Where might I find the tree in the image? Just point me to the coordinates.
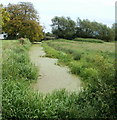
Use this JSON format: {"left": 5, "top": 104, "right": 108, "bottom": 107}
{"left": 20, "top": 20, "right": 44, "bottom": 42}
{"left": 51, "top": 16, "right": 76, "bottom": 39}
{"left": 76, "top": 18, "right": 114, "bottom": 42}
{"left": 4, "top": 2, "right": 43, "bottom": 42}
{"left": 76, "top": 18, "right": 94, "bottom": 38}
{"left": 7, "top": 2, "right": 39, "bottom": 21}
{"left": 0, "top": 4, "right": 10, "bottom": 33}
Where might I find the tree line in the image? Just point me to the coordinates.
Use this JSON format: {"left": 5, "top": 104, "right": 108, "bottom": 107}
{"left": 1, "top": 2, "right": 44, "bottom": 42}
{"left": 51, "top": 16, "right": 115, "bottom": 42}
{"left": 1, "top": 2, "right": 115, "bottom": 42}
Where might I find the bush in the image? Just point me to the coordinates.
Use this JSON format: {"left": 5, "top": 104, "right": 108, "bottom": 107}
{"left": 72, "top": 51, "right": 82, "bottom": 60}
{"left": 80, "top": 67, "right": 99, "bottom": 82}
{"left": 69, "top": 61, "right": 83, "bottom": 75}
{"left": 92, "top": 55, "right": 115, "bottom": 84}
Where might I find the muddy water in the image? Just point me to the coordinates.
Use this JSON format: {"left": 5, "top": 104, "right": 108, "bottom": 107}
{"left": 29, "top": 44, "right": 81, "bottom": 94}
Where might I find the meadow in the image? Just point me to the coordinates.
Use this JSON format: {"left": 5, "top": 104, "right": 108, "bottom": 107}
{"left": 2, "top": 39, "right": 116, "bottom": 119}
{"left": 43, "top": 39, "right": 115, "bottom": 84}
{"left": 43, "top": 39, "right": 116, "bottom": 118}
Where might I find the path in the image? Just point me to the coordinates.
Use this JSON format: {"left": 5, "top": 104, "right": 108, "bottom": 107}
{"left": 29, "top": 44, "right": 81, "bottom": 94}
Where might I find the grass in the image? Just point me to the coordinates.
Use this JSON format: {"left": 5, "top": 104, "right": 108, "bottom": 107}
{"left": 42, "top": 39, "right": 116, "bottom": 118}
{"left": 2, "top": 39, "right": 40, "bottom": 119}
{"left": 45, "top": 39, "right": 115, "bottom": 63}
{"left": 73, "top": 37, "right": 104, "bottom": 43}
{"left": 43, "top": 40, "right": 115, "bottom": 83}
{"left": 2, "top": 39, "right": 116, "bottom": 119}
{"left": 1, "top": 39, "right": 80, "bottom": 119}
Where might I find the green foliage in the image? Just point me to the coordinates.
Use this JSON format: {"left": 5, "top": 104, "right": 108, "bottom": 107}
{"left": 45, "top": 39, "right": 115, "bottom": 61}
{"left": 3, "top": 2, "right": 44, "bottom": 41}
{"left": 51, "top": 16, "right": 114, "bottom": 42}
{"left": 2, "top": 39, "right": 38, "bottom": 81}
{"left": 43, "top": 44, "right": 71, "bottom": 65}
{"left": 76, "top": 18, "right": 115, "bottom": 42}
{"left": 2, "top": 39, "right": 116, "bottom": 119}
{"left": 0, "top": 5, "right": 10, "bottom": 33}
{"left": 43, "top": 40, "right": 116, "bottom": 118}
{"left": 20, "top": 20, "right": 44, "bottom": 42}
{"left": 2, "top": 40, "right": 40, "bottom": 119}
{"left": 2, "top": 40, "right": 77, "bottom": 119}
{"left": 80, "top": 68, "right": 99, "bottom": 82}
{"left": 74, "top": 37, "right": 104, "bottom": 43}
{"left": 51, "top": 16, "right": 76, "bottom": 39}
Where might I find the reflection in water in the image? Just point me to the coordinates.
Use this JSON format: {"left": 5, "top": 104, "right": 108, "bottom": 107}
{"left": 29, "top": 44, "right": 81, "bottom": 94}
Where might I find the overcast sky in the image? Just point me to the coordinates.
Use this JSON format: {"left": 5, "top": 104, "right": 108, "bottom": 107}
{"left": 1, "top": 0, "right": 116, "bottom": 32}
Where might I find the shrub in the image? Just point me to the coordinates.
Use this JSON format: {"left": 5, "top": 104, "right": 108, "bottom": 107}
{"left": 80, "top": 67, "right": 99, "bottom": 82}
{"left": 72, "top": 51, "right": 82, "bottom": 60}
{"left": 92, "top": 55, "right": 115, "bottom": 84}
{"left": 69, "top": 61, "right": 83, "bottom": 75}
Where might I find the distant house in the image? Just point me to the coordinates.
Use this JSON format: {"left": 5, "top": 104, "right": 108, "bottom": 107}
{"left": 0, "top": 32, "right": 7, "bottom": 39}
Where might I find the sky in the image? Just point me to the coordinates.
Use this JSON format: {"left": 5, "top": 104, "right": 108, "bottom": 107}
{"left": 0, "top": 0, "right": 116, "bottom": 32}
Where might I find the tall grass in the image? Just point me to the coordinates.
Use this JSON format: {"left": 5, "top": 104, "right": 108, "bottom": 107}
{"left": 1, "top": 39, "right": 80, "bottom": 119}
{"left": 2, "top": 39, "right": 116, "bottom": 119}
{"left": 2, "top": 39, "right": 40, "bottom": 119}
{"left": 42, "top": 40, "right": 116, "bottom": 118}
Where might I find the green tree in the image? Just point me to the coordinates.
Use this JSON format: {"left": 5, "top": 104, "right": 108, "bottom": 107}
{"left": 4, "top": 2, "right": 43, "bottom": 42}
{"left": 51, "top": 16, "right": 76, "bottom": 39}
{"left": 76, "top": 18, "right": 114, "bottom": 42}
{"left": 7, "top": 2, "right": 39, "bottom": 21}
{"left": 0, "top": 4, "right": 10, "bottom": 33}
{"left": 20, "top": 20, "right": 44, "bottom": 42}
{"left": 76, "top": 18, "right": 94, "bottom": 38}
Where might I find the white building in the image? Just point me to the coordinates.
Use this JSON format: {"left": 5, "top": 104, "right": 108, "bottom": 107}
{"left": 0, "top": 32, "right": 7, "bottom": 39}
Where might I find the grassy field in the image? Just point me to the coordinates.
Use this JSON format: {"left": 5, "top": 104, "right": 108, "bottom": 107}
{"left": 2, "top": 39, "right": 116, "bottom": 119}
{"left": 43, "top": 39, "right": 116, "bottom": 118}
{"left": 43, "top": 39, "right": 115, "bottom": 81}
{"left": 44, "top": 39, "right": 115, "bottom": 61}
